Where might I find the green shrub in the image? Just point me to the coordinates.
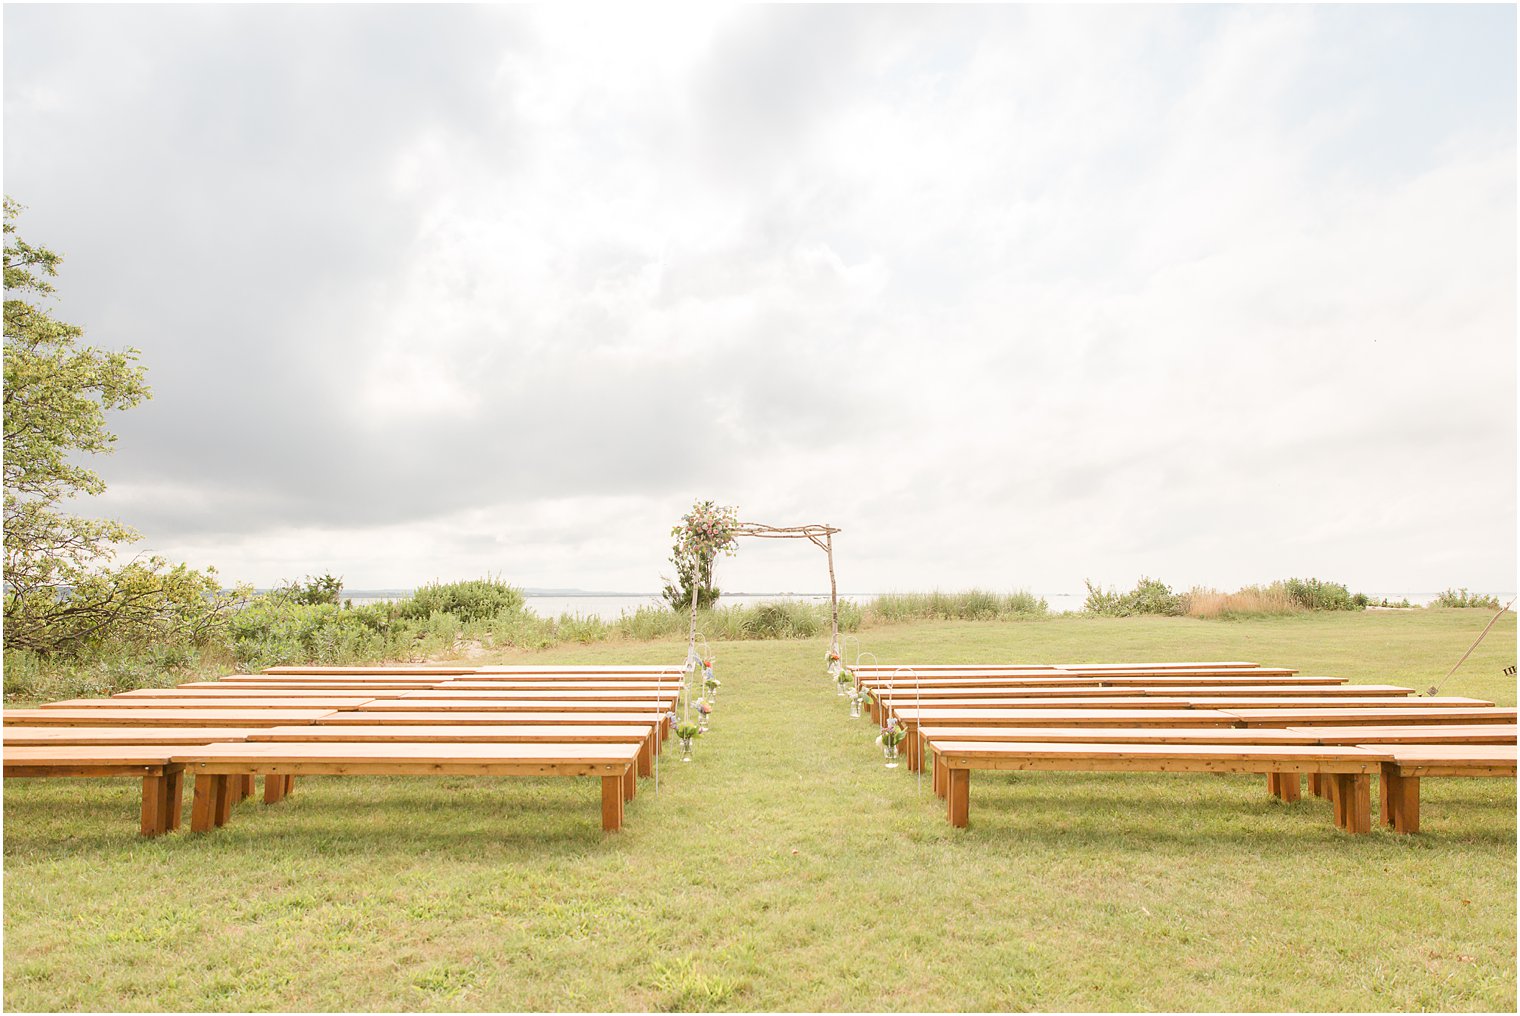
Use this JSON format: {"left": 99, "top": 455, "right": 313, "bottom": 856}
{"left": 1431, "top": 588, "right": 1502, "bottom": 609}
{"left": 1083, "top": 577, "right": 1183, "bottom": 617}
{"left": 270, "top": 573, "right": 344, "bottom": 606}
{"left": 399, "top": 578, "right": 525, "bottom": 624}
{"left": 555, "top": 612, "right": 612, "bottom": 644}
{"left": 227, "top": 597, "right": 417, "bottom": 671}
{"left": 1282, "top": 577, "right": 1362, "bottom": 612}
{"left": 3, "top": 643, "right": 229, "bottom": 703}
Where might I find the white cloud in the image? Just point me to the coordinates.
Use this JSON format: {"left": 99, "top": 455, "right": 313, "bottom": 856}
{"left": 5, "top": 4, "right": 1513, "bottom": 594}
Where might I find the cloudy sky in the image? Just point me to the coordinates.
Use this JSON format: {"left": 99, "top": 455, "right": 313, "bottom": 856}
{"left": 4, "top": 4, "right": 1515, "bottom": 597}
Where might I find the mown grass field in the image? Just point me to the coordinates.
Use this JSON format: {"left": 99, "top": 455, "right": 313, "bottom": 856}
{"left": 4, "top": 610, "right": 1515, "bottom": 1011}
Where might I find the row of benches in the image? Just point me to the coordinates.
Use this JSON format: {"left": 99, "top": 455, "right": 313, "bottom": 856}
{"left": 849, "top": 661, "right": 1517, "bottom": 834}
{"left": 3, "top": 664, "right": 691, "bottom": 835}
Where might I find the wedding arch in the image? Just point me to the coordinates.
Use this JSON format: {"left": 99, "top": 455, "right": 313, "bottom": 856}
{"left": 668, "top": 503, "right": 843, "bottom": 667}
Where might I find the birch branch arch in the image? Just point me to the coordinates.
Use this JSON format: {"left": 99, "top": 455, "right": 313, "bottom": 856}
{"left": 674, "top": 510, "right": 843, "bottom": 668}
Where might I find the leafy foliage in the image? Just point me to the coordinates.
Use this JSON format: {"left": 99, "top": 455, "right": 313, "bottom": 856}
{"left": 1431, "top": 588, "right": 1503, "bottom": 609}
{"left": 1082, "top": 576, "right": 1184, "bottom": 617}
{"left": 1281, "top": 577, "right": 1362, "bottom": 612}
{"left": 399, "top": 577, "right": 526, "bottom": 623}
{"left": 271, "top": 573, "right": 344, "bottom": 607}
{"left": 3, "top": 198, "right": 238, "bottom": 654}
{"left": 661, "top": 500, "right": 738, "bottom": 611}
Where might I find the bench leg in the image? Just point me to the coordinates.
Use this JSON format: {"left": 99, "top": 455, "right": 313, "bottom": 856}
{"left": 899, "top": 730, "right": 924, "bottom": 769}
{"left": 933, "top": 752, "right": 947, "bottom": 799}
{"left": 190, "top": 775, "right": 218, "bottom": 833}
{"left": 241, "top": 774, "right": 256, "bottom": 801}
{"left": 284, "top": 775, "right": 296, "bottom": 797}
{"left": 638, "top": 735, "right": 653, "bottom": 777}
{"left": 214, "top": 775, "right": 234, "bottom": 828}
{"left": 1267, "top": 772, "right": 1280, "bottom": 797}
{"left": 601, "top": 774, "right": 625, "bottom": 832}
{"left": 623, "top": 763, "right": 636, "bottom": 802}
{"left": 140, "top": 774, "right": 166, "bottom": 837}
{"left": 164, "top": 768, "right": 184, "bottom": 832}
{"left": 264, "top": 773, "right": 286, "bottom": 805}
{"left": 1279, "top": 773, "right": 1301, "bottom": 803}
{"left": 1382, "top": 764, "right": 1420, "bottom": 834}
{"left": 946, "top": 768, "right": 970, "bottom": 828}
{"left": 1333, "top": 774, "right": 1371, "bottom": 834}
{"left": 1308, "top": 772, "right": 1324, "bottom": 798}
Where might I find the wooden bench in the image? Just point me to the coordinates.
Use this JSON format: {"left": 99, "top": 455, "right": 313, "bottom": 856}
{"left": 1175, "top": 696, "right": 1492, "bottom": 710}
{"left": 182, "top": 679, "right": 444, "bottom": 690}
{"left": 1225, "top": 706, "right": 1518, "bottom": 727}
{"left": 871, "top": 695, "right": 1197, "bottom": 724}
{"left": 919, "top": 724, "right": 1520, "bottom": 803}
{"left": 856, "top": 674, "right": 1343, "bottom": 690}
{"left": 1371, "top": 745, "right": 1518, "bottom": 834}
{"left": 926, "top": 740, "right": 1388, "bottom": 833}
{"left": 4, "top": 746, "right": 189, "bottom": 836}
{"left": 113, "top": 687, "right": 412, "bottom": 700}
{"left": 314, "top": 711, "right": 672, "bottom": 747}
{"left": 852, "top": 661, "right": 1265, "bottom": 673}
{"left": 40, "top": 697, "right": 378, "bottom": 710}
{"left": 2, "top": 727, "right": 255, "bottom": 746}
{"left": 172, "top": 741, "right": 643, "bottom": 832}
{"left": 356, "top": 698, "right": 677, "bottom": 715}
{"left": 3, "top": 708, "right": 342, "bottom": 727}
{"left": 246, "top": 724, "right": 660, "bottom": 778}
{"left": 892, "top": 708, "right": 1243, "bottom": 771}
{"left": 391, "top": 689, "right": 682, "bottom": 703}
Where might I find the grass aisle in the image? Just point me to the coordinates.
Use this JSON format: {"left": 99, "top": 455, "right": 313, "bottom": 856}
{"left": 4, "top": 613, "right": 1516, "bottom": 1011}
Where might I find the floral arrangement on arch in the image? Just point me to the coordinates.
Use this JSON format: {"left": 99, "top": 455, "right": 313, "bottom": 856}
{"left": 670, "top": 501, "right": 740, "bottom": 588}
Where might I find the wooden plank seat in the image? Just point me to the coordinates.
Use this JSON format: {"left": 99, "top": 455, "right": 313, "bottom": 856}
{"left": 1225, "top": 706, "right": 1517, "bottom": 727}
{"left": 261, "top": 666, "right": 481, "bottom": 675}
{"left": 114, "top": 687, "right": 412, "bottom": 700}
{"left": 870, "top": 695, "right": 1197, "bottom": 724}
{"left": 1059, "top": 661, "right": 1264, "bottom": 671}
{"left": 473, "top": 665, "right": 685, "bottom": 674}
{"left": 890, "top": 708, "right": 1242, "bottom": 771}
{"left": 172, "top": 741, "right": 643, "bottom": 832}
{"left": 926, "top": 740, "right": 1388, "bottom": 833}
{"left": 2, "top": 727, "right": 255, "bottom": 746}
{"left": 855, "top": 674, "right": 1343, "bottom": 690}
{"left": 357, "top": 698, "right": 676, "bottom": 715}
{"left": 1174, "top": 696, "right": 1492, "bottom": 709}
{"left": 1288, "top": 724, "right": 1519, "bottom": 744}
{"left": 315, "top": 711, "right": 672, "bottom": 744}
{"left": 40, "top": 697, "right": 378, "bottom": 710}
{"left": 852, "top": 661, "right": 1263, "bottom": 672}
{"left": 392, "top": 689, "right": 681, "bottom": 703}
{"left": 866, "top": 688, "right": 1417, "bottom": 723}
{"left": 1141, "top": 685, "right": 1412, "bottom": 697}
{"left": 4, "top": 745, "right": 190, "bottom": 836}
{"left": 181, "top": 679, "right": 444, "bottom": 690}
{"left": 1371, "top": 745, "right": 1518, "bottom": 834}
{"left": 424, "top": 680, "right": 695, "bottom": 692}
{"left": 246, "top": 724, "right": 661, "bottom": 778}
{"left": 918, "top": 724, "right": 1520, "bottom": 803}
{"left": 3, "top": 708, "right": 342, "bottom": 727}
{"left": 856, "top": 667, "right": 1297, "bottom": 682}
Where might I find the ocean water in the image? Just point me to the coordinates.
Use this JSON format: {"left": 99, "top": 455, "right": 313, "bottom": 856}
{"left": 348, "top": 591, "right": 1090, "bottom": 618}
{"left": 343, "top": 590, "right": 1500, "bottom": 621}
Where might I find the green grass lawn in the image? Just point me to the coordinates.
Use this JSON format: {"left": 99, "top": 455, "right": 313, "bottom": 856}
{"left": 4, "top": 611, "right": 1515, "bottom": 1011}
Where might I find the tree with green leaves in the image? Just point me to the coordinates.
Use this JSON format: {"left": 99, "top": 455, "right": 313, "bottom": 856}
{"left": 4, "top": 197, "right": 240, "bottom": 654}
